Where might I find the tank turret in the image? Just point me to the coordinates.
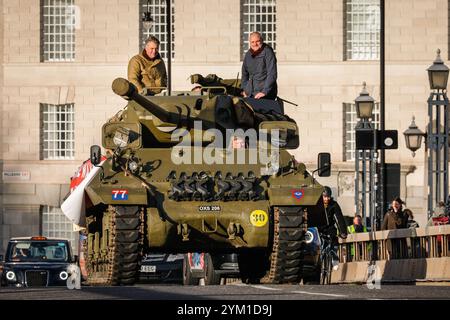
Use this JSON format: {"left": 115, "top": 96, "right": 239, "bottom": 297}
{"left": 108, "top": 77, "right": 299, "bottom": 149}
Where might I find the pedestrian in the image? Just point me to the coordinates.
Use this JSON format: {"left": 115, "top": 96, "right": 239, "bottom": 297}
{"left": 427, "top": 201, "right": 447, "bottom": 226}
{"left": 381, "top": 197, "right": 408, "bottom": 230}
{"left": 347, "top": 214, "right": 370, "bottom": 260}
{"left": 347, "top": 214, "right": 368, "bottom": 234}
{"left": 404, "top": 209, "right": 419, "bottom": 228}
{"left": 128, "top": 36, "right": 167, "bottom": 95}
{"left": 241, "top": 31, "right": 277, "bottom": 100}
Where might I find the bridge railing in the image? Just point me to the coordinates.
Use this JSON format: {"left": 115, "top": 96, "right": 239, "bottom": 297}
{"left": 332, "top": 225, "right": 450, "bottom": 283}
{"left": 338, "top": 225, "right": 450, "bottom": 262}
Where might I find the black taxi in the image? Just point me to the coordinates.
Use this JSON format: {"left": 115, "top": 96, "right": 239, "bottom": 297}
{"left": 0, "top": 236, "right": 77, "bottom": 287}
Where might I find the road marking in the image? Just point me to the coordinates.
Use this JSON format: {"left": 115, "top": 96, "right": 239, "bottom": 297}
{"left": 291, "top": 290, "right": 347, "bottom": 298}
{"left": 231, "top": 283, "right": 282, "bottom": 291}
{"left": 250, "top": 285, "right": 282, "bottom": 291}
{"left": 232, "top": 283, "right": 347, "bottom": 297}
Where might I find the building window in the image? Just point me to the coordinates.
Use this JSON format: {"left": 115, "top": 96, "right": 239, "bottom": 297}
{"left": 40, "top": 103, "right": 75, "bottom": 160}
{"left": 240, "top": 0, "right": 276, "bottom": 58}
{"left": 140, "top": 0, "right": 175, "bottom": 59}
{"left": 41, "top": 206, "right": 78, "bottom": 253}
{"left": 345, "top": 0, "right": 380, "bottom": 60}
{"left": 343, "top": 102, "right": 380, "bottom": 161}
{"left": 41, "top": 0, "right": 76, "bottom": 62}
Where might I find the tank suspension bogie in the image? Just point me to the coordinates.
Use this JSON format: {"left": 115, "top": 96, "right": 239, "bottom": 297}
{"left": 167, "top": 170, "right": 262, "bottom": 202}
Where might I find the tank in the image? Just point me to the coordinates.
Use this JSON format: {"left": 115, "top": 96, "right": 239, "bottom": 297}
{"left": 76, "top": 76, "right": 331, "bottom": 285}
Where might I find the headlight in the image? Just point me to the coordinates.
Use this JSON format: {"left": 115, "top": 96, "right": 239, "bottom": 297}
{"left": 305, "top": 230, "right": 314, "bottom": 244}
{"left": 128, "top": 161, "right": 139, "bottom": 172}
{"left": 59, "top": 271, "right": 69, "bottom": 280}
{"left": 6, "top": 271, "right": 16, "bottom": 281}
{"left": 113, "top": 127, "right": 130, "bottom": 148}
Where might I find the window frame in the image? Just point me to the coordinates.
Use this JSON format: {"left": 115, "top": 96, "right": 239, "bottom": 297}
{"left": 344, "top": 0, "right": 380, "bottom": 61}
{"left": 240, "top": 0, "right": 277, "bottom": 59}
{"left": 343, "top": 102, "right": 380, "bottom": 161}
{"left": 40, "top": 103, "right": 75, "bottom": 160}
{"left": 41, "top": 205, "right": 78, "bottom": 254}
{"left": 139, "top": 0, "right": 175, "bottom": 60}
{"left": 40, "top": 0, "right": 76, "bottom": 62}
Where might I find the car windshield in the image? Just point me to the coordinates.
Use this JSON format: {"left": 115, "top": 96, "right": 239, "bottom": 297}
{"left": 8, "top": 241, "right": 69, "bottom": 262}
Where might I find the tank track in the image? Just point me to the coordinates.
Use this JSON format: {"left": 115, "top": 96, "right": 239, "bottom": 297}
{"left": 239, "top": 206, "right": 307, "bottom": 284}
{"left": 85, "top": 205, "right": 144, "bottom": 286}
{"left": 265, "top": 206, "right": 307, "bottom": 283}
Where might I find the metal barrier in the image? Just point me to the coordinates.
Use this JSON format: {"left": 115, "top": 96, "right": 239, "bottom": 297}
{"left": 338, "top": 225, "right": 450, "bottom": 262}
{"left": 332, "top": 225, "right": 450, "bottom": 283}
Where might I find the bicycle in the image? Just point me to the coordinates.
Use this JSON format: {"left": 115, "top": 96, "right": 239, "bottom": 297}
{"left": 319, "top": 232, "right": 339, "bottom": 285}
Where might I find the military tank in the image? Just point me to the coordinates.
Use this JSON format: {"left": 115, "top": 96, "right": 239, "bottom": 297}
{"left": 79, "top": 75, "right": 331, "bottom": 285}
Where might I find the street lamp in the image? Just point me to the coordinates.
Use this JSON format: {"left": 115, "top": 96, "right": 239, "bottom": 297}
{"left": 142, "top": 0, "right": 154, "bottom": 31}
{"left": 355, "top": 82, "right": 375, "bottom": 120}
{"left": 403, "top": 116, "right": 425, "bottom": 157}
{"left": 354, "top": 82, "right": 377, "bottom": 230}
{"left": 403, "top": 49, "right": 450, "bottom": 218}
{"left": 427, "top": 49, "right": 449, "bottom": 90}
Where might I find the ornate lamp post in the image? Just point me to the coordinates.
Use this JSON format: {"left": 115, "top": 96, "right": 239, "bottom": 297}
{"left": 404, "top": 49, "right": 450, "bottom": 218}
{"left": 403, "top": 116, "right": 425, "bottom": 158}
{"left": 355, "top": 82, "right": 375, "bottom": 121}
{"left": 354, "top": 82, "right": 376, "bottom": 229}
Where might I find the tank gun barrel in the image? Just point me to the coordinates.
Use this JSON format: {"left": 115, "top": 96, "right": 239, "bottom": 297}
{"left": 112, "top": 78, "right": 179, "bottom": 124}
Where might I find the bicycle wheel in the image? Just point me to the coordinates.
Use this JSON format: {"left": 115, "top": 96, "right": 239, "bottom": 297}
{"left": 320, "top": 252, "right": 332, "bottom": 285}
{"left": 325, "top": 254, "right": 332, "bottom": 284}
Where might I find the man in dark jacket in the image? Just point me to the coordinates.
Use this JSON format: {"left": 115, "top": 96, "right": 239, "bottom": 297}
{"left": 381, "top": 197, "right": 408, "bottom": 230}
{"left": 241, "top": 32, "right": 277, "bottom": 100}
{"left": 320, "top": 186, "right": 348, "bottom": 239}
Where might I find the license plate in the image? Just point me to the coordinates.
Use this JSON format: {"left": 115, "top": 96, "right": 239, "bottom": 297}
{"left": 140, "top": 265, "right": 156, "bottom": 273}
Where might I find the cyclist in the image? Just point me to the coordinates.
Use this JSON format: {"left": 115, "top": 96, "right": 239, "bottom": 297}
{"left": 320, "top": 186, "right": 348, "bottom": 240}
{"left": 319, "top": 186, "right": 348, "bottom": 277}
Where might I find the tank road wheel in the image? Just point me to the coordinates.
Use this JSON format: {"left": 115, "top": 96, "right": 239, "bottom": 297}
{"left": 265, "top": 207, "right": 307, "bottom": 284}
{"left": 85, "top": 205, "right": 144, "bottom": 286}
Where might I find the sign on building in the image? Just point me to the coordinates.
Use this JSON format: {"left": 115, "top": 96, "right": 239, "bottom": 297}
{"left": 2, "top": 171, "right": 31, "bottom": 181}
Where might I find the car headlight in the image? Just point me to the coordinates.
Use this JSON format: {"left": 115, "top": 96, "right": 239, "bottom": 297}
{"left": 305, "top": 230, "right": 314, "bottom": 244}
{"left": 59, "top": 271, "right": 68, "bottom": 280}
{"left": 6, "top": 271, "right": 16, "bottom": 281}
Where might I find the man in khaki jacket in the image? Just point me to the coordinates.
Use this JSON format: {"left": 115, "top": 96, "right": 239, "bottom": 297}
{"left": 128, "top": 36, "right": 167, "bottom": 95}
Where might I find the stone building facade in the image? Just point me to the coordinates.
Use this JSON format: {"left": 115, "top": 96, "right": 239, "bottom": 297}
{"left": 1, "top": 0, "right": 447, "bottom": 253}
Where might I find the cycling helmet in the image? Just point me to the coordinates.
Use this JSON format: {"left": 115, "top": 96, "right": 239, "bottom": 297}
{"left": 322, "top": 186, "right": 332, "bottom": 197}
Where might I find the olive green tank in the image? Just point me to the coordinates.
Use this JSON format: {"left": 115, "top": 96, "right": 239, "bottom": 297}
{"left": 82, "top": 75, "right": 330, "bottom": 285}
